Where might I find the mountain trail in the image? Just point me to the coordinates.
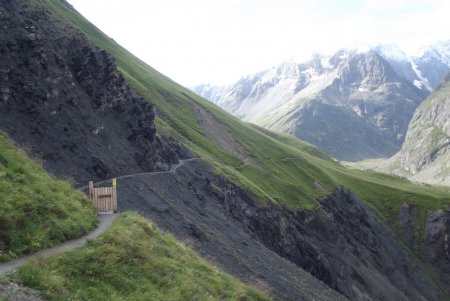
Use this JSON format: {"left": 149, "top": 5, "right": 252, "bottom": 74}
{"left": 0, "top": 158, "right": 200, "bottom": 278}
{"left": 80, "top": 158, "right": 201, "bottom": 189}
{"left": 0, "top": 214, "right": 118, "bottom": 277}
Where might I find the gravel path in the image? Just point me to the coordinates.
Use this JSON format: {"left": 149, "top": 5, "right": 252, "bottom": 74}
{"left": 0, "top": 158, "right": 199, "bottom": 277}
{"left": 78, "top": 158, "right": 200, "bottom": 189}
{"left": 0, "top": 214, "right": 118, "bottom": 277}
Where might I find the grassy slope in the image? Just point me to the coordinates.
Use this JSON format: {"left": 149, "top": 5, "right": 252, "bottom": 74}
{"left": 0, "top": 132, "right": 97, "bottom": 262}
{"left": 38, "top": 0, "right": 450, "bottom": 224}
{"left": 14, "top": 213, "right": 269, "bottom": 301}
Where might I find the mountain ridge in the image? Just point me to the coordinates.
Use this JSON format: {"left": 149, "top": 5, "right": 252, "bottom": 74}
{"left": 194, "top": 43, "right": 450, "bottom": 161}
{"left": 2, "top": 0, "right": 450, "bottom": 300}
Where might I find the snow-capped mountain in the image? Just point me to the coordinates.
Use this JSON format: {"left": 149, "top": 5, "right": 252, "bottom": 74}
{"left": 413, "top": 40, "right": 450, "bottom": 89}
{"left": 193, "top": 42, "right": 450, "bottom": 161}
{"left": 374, "top": 44, "right": 431, "bottom": 90}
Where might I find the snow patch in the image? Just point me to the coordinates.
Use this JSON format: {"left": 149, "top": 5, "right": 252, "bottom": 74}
{"left": 411, "top": 62, "right": 432, "bottom": 91}
{"left": 353, "top": 105, "right": 363, "bottom": 117}
{"left": 358, "top": 87, "right": 369, "bottom": 93}
{"left": 374, "top": 44, "right": 408, "bottom": 62}
{"left": 321, "top": 57, "right": 334, "bottom": 69}
{"left": 413, "top": 80, "right": 423, "bottom": 89}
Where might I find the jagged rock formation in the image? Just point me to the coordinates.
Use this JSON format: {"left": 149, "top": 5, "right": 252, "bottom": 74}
{"left": 2, "top": 0, "right": 450, "bottom": 300}
{"left": 0, "top": 0, "right": 188, "bottom": 185}
{"left": 380, "top": 75, "right": 450, "bottom": 185}
{"left": 115, "top": 161, "right": 448, "bottom": 300}
{"left": 423, "top": 206, "right": 450, "bottom": 290}
{"left": 194, "top": 43, "right": 450, "bottom": 161}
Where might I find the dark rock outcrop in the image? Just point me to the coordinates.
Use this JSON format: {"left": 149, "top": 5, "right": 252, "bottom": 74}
{"left": 115, "top": 161, "right": 347, "bottom": 301}
{"left": 398, "top": 202, "right": 419, "bottom": 249}
{"left": 115, "top": 161, "right": 447, "bottom": 300}
{"left": 0, "top": 0, "right": 189, "bottom": 184}
{"left": 423, "top": 207, "right": 450, "bottom": 293}
{"left": 225, "top": 185, "right": 444, "bottom": 301}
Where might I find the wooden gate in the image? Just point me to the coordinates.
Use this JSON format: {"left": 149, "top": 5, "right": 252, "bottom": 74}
{"left": 88, "top": 180, "right": 117, "bottom": 213}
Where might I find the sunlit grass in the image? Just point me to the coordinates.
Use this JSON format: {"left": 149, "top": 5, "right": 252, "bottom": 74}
{"left": 0, "top": 132, "right": 97, "bottom": 262}
{"left": 15, "top": 213, "right": 270, "bottom": 301}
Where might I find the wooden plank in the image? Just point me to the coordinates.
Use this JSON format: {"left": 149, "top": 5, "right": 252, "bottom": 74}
{"left": 94, "top": 187, "right": 98, "bottom": 211}
{"left": 112, "top": 183, "right": 117, "bottom": 212}
{"left": 104, "top": 187, "right": 106, "bottom": 211}
{"left": 99, "top": 188, "right": 102, "bottom": 212}
{"left": 102, "top": 187, "right": 105, "bottom": 211}
{"left": 96, "top": 188, "right": 99, "bottom": 211}
{"left": 107, "top": 186, "right": 111, "bottom": 212}
{"left": 106, "top": 187, "right": 110, "bottom": 211}
{"left": 104, "top": 187, "right": 107, "bottom": 211}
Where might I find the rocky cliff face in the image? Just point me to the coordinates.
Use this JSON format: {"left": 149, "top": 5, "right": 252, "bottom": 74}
{"left": 423, "top": 206, "right": 450, "bottom": 290}
{"left": 3, "top": 1, "right": 450, "bottom": 300}
{"left": 383, "top": 76, "right": 450, "bottom": 185}
{"left": 234, "top": 186, "right": 446, "bottom": 300}
{"left": 115, "top": 161, "right": 448, "bottom": 300}
{"left": 0, "top": 0, "right": 188, "bottom": 184}
{"left": 194, "top": 44, "right": 450, "bottom": 161}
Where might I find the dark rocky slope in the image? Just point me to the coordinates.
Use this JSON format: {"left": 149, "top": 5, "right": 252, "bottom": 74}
{"left": 422, "top": 206, "right": 450, "bottom": 292}
{"left": 1, "top": 0, "right": 449, "bottom": 300}
{"left": 113, "top": 161, "right": 446, "bottom": 300}
{"left": 0, "top": 0, "right": 188, "bottom": 185}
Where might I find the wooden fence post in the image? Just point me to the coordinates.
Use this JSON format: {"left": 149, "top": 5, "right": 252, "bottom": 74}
{"left": 88, "top": 181, "right": 94, "bottom": 201}
{"left": 112, "top": 178, "right": 117, "bottom": 212}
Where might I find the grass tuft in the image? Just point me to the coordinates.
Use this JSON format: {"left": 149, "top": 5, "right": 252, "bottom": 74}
{"left": 0, "top": 132, "right": 97, "bottom": 262}
{"left": 15, "top": 213, "right": 270, "bottom": 301}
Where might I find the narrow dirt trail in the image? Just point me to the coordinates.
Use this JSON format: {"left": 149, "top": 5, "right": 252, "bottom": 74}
{"left": 0, "top": 158, "right": 200, "bottom": 277}
{"left": 79, "top": 158, "right": 200, "bottom": 189}
{"left": 0, "top": 214, "right": 118, "bottom": 277}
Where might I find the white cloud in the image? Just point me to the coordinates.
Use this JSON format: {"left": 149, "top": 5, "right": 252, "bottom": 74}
{"left": 68, "top": 0, "right": 450, "bottom": 86}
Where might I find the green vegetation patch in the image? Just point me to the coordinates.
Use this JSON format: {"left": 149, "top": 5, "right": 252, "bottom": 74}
{"left": 0, "top": 132, "right": 97, "bottom": 262}
{"left": 14, "top": 213, "right": 270, "bottom": 301}
{"left": 37, "top": 0, "right": 450, "bottom": 228}
{"left": 429, "top": 125, "right": 449, "bottom": 152}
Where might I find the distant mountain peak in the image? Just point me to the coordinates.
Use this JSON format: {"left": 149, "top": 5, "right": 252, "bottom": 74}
{"left": 192, "top": 42, "right": 450, "bottom": 160}
{"left": 373, "top": 43, "right": 409, "bottom": 62}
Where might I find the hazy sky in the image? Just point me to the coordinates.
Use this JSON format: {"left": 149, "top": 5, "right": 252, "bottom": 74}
{"left": 67, "top": 0, "right": 450, "bottom": 86}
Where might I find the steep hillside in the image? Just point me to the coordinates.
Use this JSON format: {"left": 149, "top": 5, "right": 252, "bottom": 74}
{"left": 194, "top": 49, "right": 429, "bottom": 161}
{"left": 2, "top": 0, "right": 450, "bottom": 300}
{"left": 380, "top": 75, "right": 450, "bottom": 185}
{"left": 113, "top": 162, "right": 447, "bottom": 301}
{"left": 0, "top": 132, "right": 96, "bottom": 262}
{"left": 0, "top": 0, "right": 188, "bottom": 186}
{"left": 14, "top": 213, "right": 269, "bottom": 301}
